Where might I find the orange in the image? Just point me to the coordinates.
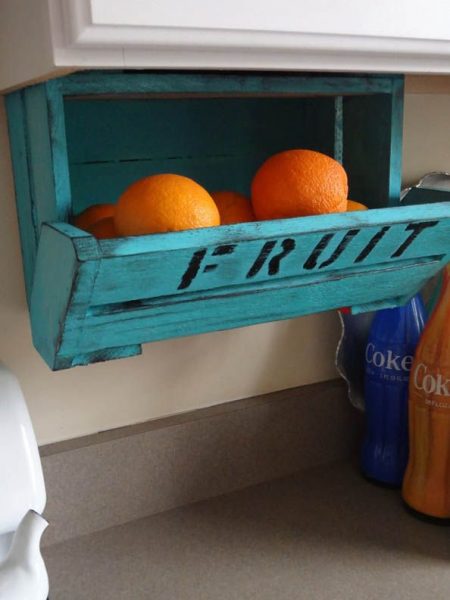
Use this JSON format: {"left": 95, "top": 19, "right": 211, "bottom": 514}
{"left": 73, "top": 204, "right": 115, "bottom": 230}
{"left": 347, "top": 199, "right": 368, "bottom": 211}
{"left": 115, "top": 174, "right": 220, "bottom": 235}
{"left": 86, "top": 217, "right": 117, "bottom": 239}
{"left": 251, "top": 149, "right": 348, "bottom": 220}
{"left": 211, "top": 191, "right": 255, "bottom": 225}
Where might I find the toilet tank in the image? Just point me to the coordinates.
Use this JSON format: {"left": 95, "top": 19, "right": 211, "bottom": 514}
{"left": 0, "top": 364, "right": 46, "bottom": 538}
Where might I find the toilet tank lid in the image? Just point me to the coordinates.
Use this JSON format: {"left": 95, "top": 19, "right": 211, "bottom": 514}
{"left": 0, "top": 364, "right": 46, "bottom": 534}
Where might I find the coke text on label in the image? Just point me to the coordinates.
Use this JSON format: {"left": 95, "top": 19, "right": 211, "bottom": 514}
{"left": 413, "top": 363, "right": 450, "bottom": 399}
{"left": 365, "top": 343, "right": 414, "bottom": 372}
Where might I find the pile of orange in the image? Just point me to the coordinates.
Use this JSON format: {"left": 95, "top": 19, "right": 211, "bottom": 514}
{"left": 347, "top": 199, "right": 368, "bottom": 211}
{"left": 72, "top": 204, "right": 117, "bottom": 239}
{"left": 72, "top": 149, "right": 367, "bottom": 239}
{"left": 251, "top": 149, "right": 348, "bottom": 220}
{"left": 210, "top": 191, "right": 255, "bottom": 225}
{"left": 114, "top": 175, "right": 220, "bottom": 236}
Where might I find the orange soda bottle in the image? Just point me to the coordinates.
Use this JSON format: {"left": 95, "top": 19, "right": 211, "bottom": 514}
{"left": 402, "top": 264, "right": 450, "bottom": 518}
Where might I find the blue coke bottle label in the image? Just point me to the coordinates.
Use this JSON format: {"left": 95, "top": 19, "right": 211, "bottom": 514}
{"left": 361, "top": 295, "right": 426, "bottom": 486}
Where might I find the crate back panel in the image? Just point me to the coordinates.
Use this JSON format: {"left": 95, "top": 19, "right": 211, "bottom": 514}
{"left": 64, "top": 92, "right": 398, "bottom": 215}
{"left": 64, "top": 96, "right": 337, "bottom": 213}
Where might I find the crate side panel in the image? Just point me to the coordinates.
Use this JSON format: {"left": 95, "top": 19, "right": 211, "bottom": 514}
{"left": 23, "top": 85, "right": 59, "bottom": 228}
{"left": 45, "top": 80, "right": 73, "bottom": 223}
{"left": 30, "top": 226, "right": 80, "bottom": 368}
{"left": 64, "top": 97, "right": 335, "bottom": 211}
{"left": 90, "top": 206, "right": 450, "bottom": 305}
{"left": 30, "top": 224, "right": 105, "bottom": 369}
{"left": 5, "top": 91, "right": 38, "bottom": 302}
{"left": 343, "top": 92, "right": 402, "bottom": 208}
{"left": 59, "top": 258, "right": 441, "bottom": 357}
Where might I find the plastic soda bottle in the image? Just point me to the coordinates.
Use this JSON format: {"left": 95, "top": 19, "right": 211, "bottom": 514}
{"left": 361, "top": 295, "right": 427, "bottom": 486}
{"left": 402, "top": 265, "right": 450, "bottom": 518}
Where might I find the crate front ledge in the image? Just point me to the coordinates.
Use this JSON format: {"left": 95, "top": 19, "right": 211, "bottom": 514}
{"left": 30, "top": 202, "right": 450, "bottom": 370}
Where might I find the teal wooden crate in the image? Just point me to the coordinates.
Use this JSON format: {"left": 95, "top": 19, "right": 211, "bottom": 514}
{"left": 5, "top": 71, "right": 450, "bottom": 370}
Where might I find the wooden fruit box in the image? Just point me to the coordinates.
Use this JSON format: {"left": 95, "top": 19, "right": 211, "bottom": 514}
{"left": 5, "top": 72, "right": 450, "bottom": 370}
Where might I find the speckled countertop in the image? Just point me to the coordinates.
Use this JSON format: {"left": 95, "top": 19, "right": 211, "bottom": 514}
{"left": 43, "top": 461, "right": 450, "bottom": 600}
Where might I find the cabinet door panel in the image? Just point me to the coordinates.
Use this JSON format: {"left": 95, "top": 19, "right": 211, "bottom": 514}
{"left": 88, "top": 0, "right": 450, "bottom": 41}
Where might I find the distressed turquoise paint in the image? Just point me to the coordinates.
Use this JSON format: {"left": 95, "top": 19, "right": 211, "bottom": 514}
{"left": 45, "top": 79, "right": 72, "bottom": 223}
{"left": 96, "top": 203, "right": 448, "bottom": 255}
{"left": 334, "top": 96, "right": 344, "bottom": 164}
{"left": 64, "top": 96, "right": 333, "bottom": 212}
{"left": 36, "top": 201, "right": 450, "bottom": 369}
{"left": 6, "top": 82, "right": 71, "bottom": 304}
{"left": 30, "top": 223, "right": 142, "bottom": 368}
{"left": 23, "top": 86, "right": 59, "bottom": 229}
{"left": 350, "top": 295, "right": 414, "bottom": 315}
{"left": 90, "top": 205, "right": 450, "bottom": 305}
{"left": 30, "top": 224, "right": 81, "bottom": 368}
{"left": 387, "top": 77, "right": 404, "bottom": 206}
{"left": 7, "top": 70, "right": 447, "bottom": 371}
{"left": 59, "top": 256, "right": 444, "bottom": 359}
{"left": 5, "top": 91, "right": 37, "bottom": 301}
{"left": 58, "top": 72, "right": 399, "bottom": 97}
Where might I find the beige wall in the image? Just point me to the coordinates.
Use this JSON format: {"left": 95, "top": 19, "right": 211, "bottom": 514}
{"left": 402, "top": 93, "right": 450, "bottom": 186}
{"left": 0, "top": 81, "right": 449, "bottom": 445}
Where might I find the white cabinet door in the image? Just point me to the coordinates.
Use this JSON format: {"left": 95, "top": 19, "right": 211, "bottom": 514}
{"left": 2, "top": 0, "right": 450, "bottom": 91}
{"left": 58, "top": 0, "right": 450, "bottom": 73}
{"left": 82, "top": 0, "right": 450, "bottom": 41}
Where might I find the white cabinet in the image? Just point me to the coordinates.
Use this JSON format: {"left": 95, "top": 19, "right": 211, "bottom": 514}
{"left": 81, "top": 0, "right": 450, "bottom": 40}
{"left": 2, "top": 0, "right": 450, "bottom": 91}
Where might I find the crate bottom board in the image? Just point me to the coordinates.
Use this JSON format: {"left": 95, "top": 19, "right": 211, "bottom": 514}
{"left": 45, "top": 256, "right": 441, "bottom": 370}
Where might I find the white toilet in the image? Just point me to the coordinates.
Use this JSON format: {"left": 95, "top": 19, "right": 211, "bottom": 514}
{"left": 0, "top": 363, "right": 48, "bottom": 598}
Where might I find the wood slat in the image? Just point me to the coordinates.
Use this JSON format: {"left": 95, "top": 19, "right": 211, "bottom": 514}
{"left": 45, "top": 79, "right": 73, "bottom": 223}
{"left": 23, "top": 86, "right": 59, "bottom": 227}
{"left": 86, "top": 205, "right": 450, "bottom": 305}
{"left": 387, "top": 77, "right": 404, "bottom": 206}
{"left": 57, "top": 258, "right": 441, "bottom": 359}
{"left": 64, "top": 97, "right": 322, "bottom": 164}
{"left": 5, "top": 91, "right": 37, "bottom": 301}
{"left": 59, "top": 72, "right": 399, "bottom": 97}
